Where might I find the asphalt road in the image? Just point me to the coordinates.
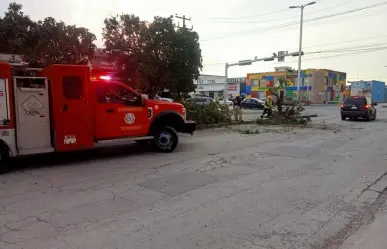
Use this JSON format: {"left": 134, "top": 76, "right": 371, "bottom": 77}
{"left": 1, "top": 105, "right": 387, "bottom": 249}
{"left": 239, "top": 104, "right": 340, "bottom": 121}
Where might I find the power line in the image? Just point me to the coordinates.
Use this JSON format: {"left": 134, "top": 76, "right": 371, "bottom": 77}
{"left": 202, "top": 43, "right": 387, "bottom": 67}
{"left": 274, "top": 46, "right": 387, "bottom": 64}
{"left": 197, "top": 8, "right": 290, "bottom": 20}
{"left": 197, "top": 0, "right": 356, "bottom": 22}
{"left": 201, "top": 1, "right": 387, "bottom": 41}
{"left": 205, "top": 0, "right": 358, "bottom": 24}
{"left": 283, "top": 7, "right": 387, "bottom": 34}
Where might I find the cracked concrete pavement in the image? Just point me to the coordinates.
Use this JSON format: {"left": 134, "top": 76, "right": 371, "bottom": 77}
{"left": 1, "top": 105, "right": 387, "bottom": 249}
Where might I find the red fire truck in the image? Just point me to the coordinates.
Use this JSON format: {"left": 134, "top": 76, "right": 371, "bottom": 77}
{"left": 0, "top": 62, "right": 195, "bottom": 167}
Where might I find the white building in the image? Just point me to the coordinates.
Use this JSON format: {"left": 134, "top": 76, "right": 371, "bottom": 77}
{"left": 194, "top": 74, "right": 226, "bottom": 99}
{"left": 194, "top": 74, "right": 245, "bottom": 99}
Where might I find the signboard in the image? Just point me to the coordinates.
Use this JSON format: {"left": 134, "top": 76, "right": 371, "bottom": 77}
{"left": 228, "top": 77, "right": 246, "bottom": 84}
{"left": 196, "top": 75, "right": 225, "bottom": 85}
{"left": 0, "top": 54, "right": 28, "bottom": 66}
{"left": 227, "top": 84, "right": 237, "bottom": 91}
{"left": 278, "top": 51, "right": 285, "bottom": 62}
{"left": 89, "top": 56, "right": 117, "bottom": 71}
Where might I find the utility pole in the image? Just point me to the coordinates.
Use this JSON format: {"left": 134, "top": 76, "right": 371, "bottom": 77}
{"left": 175, "top": 14, "right": 193, "bottom": 30}
{"left": 289, "top": 1, "right": 316, "bottom": 95}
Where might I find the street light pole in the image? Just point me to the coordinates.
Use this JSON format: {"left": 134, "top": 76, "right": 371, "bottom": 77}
{"left": 290, "top": 1, "right": 316, "bottom": 98}
{"left": 223, "top": 60, "right": 250, "bottom": 104}
{"left": 224, "top": 63, "right": 229, "bottom": 105}
{"left": 297, "top": 6, "right": 304, "bottom": 93}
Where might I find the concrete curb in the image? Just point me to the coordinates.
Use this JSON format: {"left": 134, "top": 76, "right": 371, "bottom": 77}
{"left": 196, "top": 121, "right": 255, "bottom": 130}
{"left": 196, "top": 114, "right": 318, "bottom": 130}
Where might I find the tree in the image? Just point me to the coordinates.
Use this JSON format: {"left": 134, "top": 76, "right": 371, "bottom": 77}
{"left": 103, "top": 14, "right": 146, "bottom": 87}
{"left": 29, "top": 17, "right": 96, "bottom": 67}
{"left": 0, "top": 2, "right": 35, "bottom": 54}
{"left": 0, "top": 2, "right": 97, "bottom": 67}
{"left": 169, "top": 28, "right": 202, "bottom": 97}
{"left": 102, "top": 14, "right": 202, "bottom": 98}
{"left": 267, "top": 76, "right": 308, "bottom": 124}
{"left": 269, "top": 76, "right": 287, "bottom": 113}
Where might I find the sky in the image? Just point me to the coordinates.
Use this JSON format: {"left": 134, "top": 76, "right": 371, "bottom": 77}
{"left": 1, "top": 0, "right": 387, "bottom": 81}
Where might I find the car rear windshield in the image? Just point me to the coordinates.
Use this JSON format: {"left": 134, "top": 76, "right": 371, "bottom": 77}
{"left": 344, "top": 97, "right": 366, "bottom": 105}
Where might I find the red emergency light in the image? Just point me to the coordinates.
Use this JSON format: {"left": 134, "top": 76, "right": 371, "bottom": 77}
{"left": 99, "top": 75, "right": 112, "bottom": 80}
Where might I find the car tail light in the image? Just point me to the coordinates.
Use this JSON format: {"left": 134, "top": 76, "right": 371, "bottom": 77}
{"left": 340, "top": 104, "right": 343, "bottom": 108}
{"left": 365, "top": 105, "right": 370, "bottom": 109}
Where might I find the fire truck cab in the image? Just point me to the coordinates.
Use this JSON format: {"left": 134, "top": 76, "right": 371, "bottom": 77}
{"left": 0, "top": 63, "right": 195, "bottom": 166}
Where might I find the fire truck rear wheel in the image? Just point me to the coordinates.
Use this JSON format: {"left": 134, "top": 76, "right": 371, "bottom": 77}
{"left": 153, "top": 126, "right": 178, "bottom": 153}
{"left": 0, "top": 144, "right": 10, "bottom": 173}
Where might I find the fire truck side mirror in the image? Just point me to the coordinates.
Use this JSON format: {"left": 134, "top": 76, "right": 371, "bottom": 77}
{"left": 137, "top": 93, "right": 145, "bottom": 106}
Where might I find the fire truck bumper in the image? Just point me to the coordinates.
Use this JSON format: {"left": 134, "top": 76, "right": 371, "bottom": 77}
{"left": 182, "top": 120, "right": 196, "bottom": 135}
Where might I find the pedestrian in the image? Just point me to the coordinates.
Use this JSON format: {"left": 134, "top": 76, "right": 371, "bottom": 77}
{"left": 233, "top": 94, "right": 243, "bottom": 122}
{"left": 261, "top": 95, "right": 273, "bottom": 119}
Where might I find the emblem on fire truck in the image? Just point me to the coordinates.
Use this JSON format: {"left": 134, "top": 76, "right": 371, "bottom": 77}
{"left": 21, "top": 95, "right": 44, "bottom": 116}
{"left": 124, "top": 113, "right": 135, "bottom": 124}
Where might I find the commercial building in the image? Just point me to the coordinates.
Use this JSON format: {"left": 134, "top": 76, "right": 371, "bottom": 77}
{"left": 246, "top": 67, "right": 346, "bottom": 104}
{"left": 194, "top": 75, "right": 246, "bottom": 99}
{"left": 227, "top": 77, "right": 245, "bottom": 97}
{"left": 349, "top": 80, "right": 385, "bottom": 103}
{"left": 194, "top": 74, "right": 225, "bottom": 99}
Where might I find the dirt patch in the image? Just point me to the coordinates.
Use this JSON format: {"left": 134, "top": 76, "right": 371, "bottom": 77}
{"left": 318, "top": 185, "right": 387, "bottom": 249}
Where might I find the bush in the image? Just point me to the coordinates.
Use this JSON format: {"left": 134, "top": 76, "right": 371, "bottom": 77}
{"left": 184, "top": 101, "right": 232, "bottom": 125}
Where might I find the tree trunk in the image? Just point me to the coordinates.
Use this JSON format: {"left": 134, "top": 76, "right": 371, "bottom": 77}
{"left": 277, "top": 90, "right": 284, "bottom": 113}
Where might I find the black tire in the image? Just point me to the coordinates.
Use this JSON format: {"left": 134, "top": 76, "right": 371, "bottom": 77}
{"left": 153, "top": 126, "right": 178, "bottom": 153}
{"left": 371, "top": 111, "right": 377, "bottom": 120}
{"left": 365, "top": 113, "right": 371, "bottom": 121}
{"left": 0, "top": 145, "right": 10, "bottom": 174}
{"left": 341, "top": 115, "right": 346, "bottom": 121}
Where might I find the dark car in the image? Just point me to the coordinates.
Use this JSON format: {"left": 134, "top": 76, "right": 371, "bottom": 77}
{"left": 186, "top": 97, "right": 213, "bottom": 107}
{"left": 241, "top": 98, "right": 264, "bottom": 109}
{"left": 341, "top": 96, "right": 377, "bottom": 121}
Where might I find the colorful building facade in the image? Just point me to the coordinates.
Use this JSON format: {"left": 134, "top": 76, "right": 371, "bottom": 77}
{"left": 245, "top": 69, "right": 346, "bottom": 104}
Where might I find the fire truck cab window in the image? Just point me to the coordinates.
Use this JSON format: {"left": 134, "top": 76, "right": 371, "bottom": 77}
{"left": 63, "top": 76, "right": 83, "bottom": 100}
{"left": 97, "top": 84, "right": 139, "bottom": 105}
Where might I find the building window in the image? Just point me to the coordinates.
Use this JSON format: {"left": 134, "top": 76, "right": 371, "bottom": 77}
{"left": 63, "top": 76, "right": 83, "bottom": 100}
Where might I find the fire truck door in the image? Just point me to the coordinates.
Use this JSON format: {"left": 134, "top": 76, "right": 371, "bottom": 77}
{"left": 14, "top": 77, "right": 53, "bottom": 153}
{"left": 94, "top": 83, "right": 148, "bottom": 139}
{"left": 54, "top": 75, "right": 93, "bottom": 151}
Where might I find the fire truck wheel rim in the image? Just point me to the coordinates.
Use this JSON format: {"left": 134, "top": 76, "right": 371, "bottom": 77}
{"left": 157, "top": 131, "right": 173, "bottom": 149}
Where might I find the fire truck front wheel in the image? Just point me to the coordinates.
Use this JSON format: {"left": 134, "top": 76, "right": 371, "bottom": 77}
{"left": 153, "top": 126, "right": 178, "bottom": 153}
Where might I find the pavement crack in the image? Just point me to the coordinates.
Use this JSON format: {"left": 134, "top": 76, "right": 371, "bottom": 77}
{"left": 360, "top": 171, "right": 387, "bottom": 195}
